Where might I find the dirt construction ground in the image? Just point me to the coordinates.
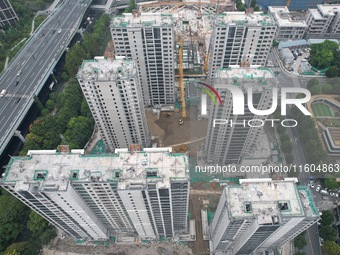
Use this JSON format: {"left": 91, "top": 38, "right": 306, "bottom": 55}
{"left": 44, "top": 241, "right": 193, "bottom": 255}
{"left": 146, "top": 106, "right": 208, "bottom": 154}
{"left": 188, "top": 184, "right": 222, "bottom": 255}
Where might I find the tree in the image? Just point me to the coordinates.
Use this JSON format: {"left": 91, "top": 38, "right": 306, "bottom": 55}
{"left": 28, "top": 211, "right": 48, "bottom": 236}
{"left": 4, "top": 242, "right": 29, "bottom": 255}
{"left": 250, "top": 0, "right": 256, "bottom": 7}
{"left": 279, "top": 133, "right": 290, "bottom": 143}
{"left": 324, "top": 177, "right": 338, "bottom": 190}
{"left": 323, "top": 240, "right": 340, "bottom": 255}
{"left": 281, "top": 140, "right": 293, "bottom": 153}
{"left": 5, "top": 250, "right": 20, "bottom": 255}
{"left": 64, "top": 116, "right": 94, "bottom": 149}
{"left": 124, "top": 0, "right": 137, "bottom": 13}
{"left": 285, "top": 153, "right": 294, "bottom": 164}
{"left": 319, "top": 226, "right": 337, "bottom": 241}
{"left": 309, "top": 40, "right": 339, "bottom": 69}
{"left": 307, "top": 78, "right": 319, "bottom": 89}
{"left": 45, "top": 99, "right": 55, "bottom": 111}
{"left": 294, "top": 253, "right": 305, "bottom": 255}
{"left": 326, "top": 66, "right": 338, "bottom": 78}
{"left": 0, "top": 191, "right": 30, "bottom": 251}
{"left": 323, "top": 84, "right": 334, "bottom": 94}
{"left": 320, "top": 210, "right": 335, "bottom": 226}
{"left": 294, "top": 232, "right": 307, "bottom": 250}
{"left": 309, "top": 85, "right": 322, "bottom": 95}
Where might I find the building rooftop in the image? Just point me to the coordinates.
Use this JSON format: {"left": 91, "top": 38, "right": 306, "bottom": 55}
{"left": 318, "top": 4, "right": 340, "bottom": 17}
{"left": 309, "top": 8, "right": 325, "bottom": 20}
{"left": 111, "top": 13, "right": 173, "bottom": 28}
{"left": 77, "top": 57, "right": 137, "bottom": 82}
{"left": 225, "top": 178, "right": 318, "bottom": 224}
{"left": 213, "top": 66, "right": 277, "bottom": 90}
{"left": 215, "top": 12, "right": 276, "bottom": 27}
{"left": 268, "top": 6, "right": 307, "bottom": 27}
{"left": 3, "top": 148, "right": 189, "bottom": 192}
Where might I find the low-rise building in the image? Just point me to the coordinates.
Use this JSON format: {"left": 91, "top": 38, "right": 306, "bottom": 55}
{"left": 269, "top": 6, "right": 307, "bottom": 41}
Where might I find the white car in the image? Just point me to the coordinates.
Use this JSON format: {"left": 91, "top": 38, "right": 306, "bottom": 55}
{"left": 17, "top": 70, "right": 21, "bottom": 76}
{"left": 316, "top": 185, "right": 321, "bottom": 192}
{"left": 320, "top": 237, "right": 324, "bottom": 246}
{"left": 309, "top": 181, "right": 315, "bottom": 188}
{"left": 0, "top": 89, "right": 7, "bottom": 97}
{"left": 330, "top": 192, "right": 339, "bottom": 197}
{"left": 58, "top": 29, "right": 62, "bottom": 34}
{"left": 320, "top": 189, "right": 329, "bottom": 196}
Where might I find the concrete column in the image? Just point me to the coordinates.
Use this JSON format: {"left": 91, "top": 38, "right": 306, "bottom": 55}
{"left": 14, "top": 130, "right": 26, "bottom": 143}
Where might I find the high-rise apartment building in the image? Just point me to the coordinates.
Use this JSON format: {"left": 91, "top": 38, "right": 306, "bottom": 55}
{"left": 77, "top": 57, "right": 150, "bottom": 152}
{"left": 110, "top": 13, "right": 175, "bottom": 107}
{"left": 0, "top": 0, "right": 18, "bottom": 27}
{"left": 306, "top": 4, "right": 340, "bottom": 37}
{"left": 210, "top": 178, "right": 319, "bottom": 255}
{"left": 208, "top": 12, "right": 277, "bottom": 83}
{"left": 1, "top": 147, "right": 189, "bottom": 241}
{"left": 268, "top": 6, "right": 307, "bottom": 41}
{"left": 204, "top": 66, "right": 276, "bottom": 165}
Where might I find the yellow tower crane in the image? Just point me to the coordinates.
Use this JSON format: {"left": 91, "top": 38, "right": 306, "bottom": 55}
{"left": 198, "top": 0, "right": 201, "bottom": 18}
{"left": 178, "top": 35, "right": 186, "bottom": 119}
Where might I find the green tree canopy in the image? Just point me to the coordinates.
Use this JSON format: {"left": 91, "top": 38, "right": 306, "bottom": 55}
{"left": 28, "top": 211, "right": 48, "bottom": 236}
{"left": 281, "top": 140, "right": 293, "bottom": 153}
{"left": 320, "top": 210, "right": 335, "bottom": 226}
{"left": 0, "top": 191, "right": 30, "bottom": 251}
{"left": 319, "top": 226, "right": 337, "bottom": 241}
{"left": 323, "top": 240, "right": 340, "bottom": 255}
{"left": 324, "top": 177, "right": 338, "bottom": 190}
{"left": 294, "top": 232, "right": 307, "bottom": 250}
{"left": 64, "top": 116, "right": 94, "bottom": 149}
{"left": 309, "top": 40, "right": 339, "bottom": 69}
{"left": 307, "top": 78, "right": 319, "bottom": 89}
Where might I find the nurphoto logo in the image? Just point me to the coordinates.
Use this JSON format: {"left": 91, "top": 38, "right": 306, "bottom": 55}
{"left": 198, "top": 82, "right": 312, "bottom": 127}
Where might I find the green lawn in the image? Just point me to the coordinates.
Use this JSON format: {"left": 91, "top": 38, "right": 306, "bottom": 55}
{"left": 312, "top": 103, "right": 334, "bottom": 117}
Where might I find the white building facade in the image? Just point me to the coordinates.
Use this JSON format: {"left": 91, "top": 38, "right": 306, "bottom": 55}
{"left": 1, "top": 148, "right": 189, "bottom": 241}
{"left": 268, "top": 6, "right": 307, "bottom": 41}
{"left": 208, "top": 12, "right": 277, "bottom": 83}
{"left": 204, "top": 66, "right": 276, "bottom": 165}
{"left": 77, "top": 57, "right": 150, "bottom": 152}
{"left": 210, "top": 178, "right": 319, "bottom": 255}
{"left": 306, "top": 4, "right": 340, "bottom": 37}
{"left": 110, "top": 13, "right": 175, "bottom": 107}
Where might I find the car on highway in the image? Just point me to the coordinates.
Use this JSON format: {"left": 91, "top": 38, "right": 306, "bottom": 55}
{"left": 316, "top": 185, "right": 321, "bottom": 192}
{"left": 58, "top": 29, "right": 62, "bottom": 34}
{"left": 0, "top": 89, "right": 7, "bottom": 97}
{"left": 309, "top": 181, "right": 315, "bottom": 188}
{"left": 17, "top": 70, "right": 21, "bottom": 76}
{"left": 51, "top": 30, "right": 55, "bottom": 35}
{"left": 40, "top": 33, "right": 44, "bottom": 37}
{"left": 330, "top": 192, "right": 339, "bottom": 197}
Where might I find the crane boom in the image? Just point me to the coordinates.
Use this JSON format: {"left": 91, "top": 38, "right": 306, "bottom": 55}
{"left": 178, "top": 36, "right": 186, "bottom": 118}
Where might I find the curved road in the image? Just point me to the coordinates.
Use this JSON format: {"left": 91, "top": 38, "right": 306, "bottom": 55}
{"left": 0, "top": 0, "right": 91, "bottom": 156}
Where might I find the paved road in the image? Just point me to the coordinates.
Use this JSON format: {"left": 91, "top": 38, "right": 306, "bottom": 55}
{"left": 269, "top": 49, "right": 325, "bottom": 255}
{"left": 0, "top": 0, "right": 91, "bottom": 156}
